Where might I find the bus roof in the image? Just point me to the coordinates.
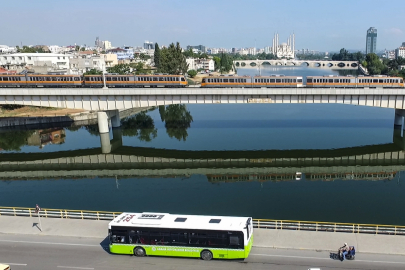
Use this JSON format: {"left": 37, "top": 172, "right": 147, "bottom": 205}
{"left": 109, "top": 212, "right": 251, "bottom": 231}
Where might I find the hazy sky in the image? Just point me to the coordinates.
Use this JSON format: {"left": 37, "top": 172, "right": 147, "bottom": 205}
{"left": 1, "top": 0, "right": 404, "bottom": 52}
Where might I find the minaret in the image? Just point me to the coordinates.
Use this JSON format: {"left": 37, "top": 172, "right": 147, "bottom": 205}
{"left": 293, "top": 32, "right": 295, "bottom": 58}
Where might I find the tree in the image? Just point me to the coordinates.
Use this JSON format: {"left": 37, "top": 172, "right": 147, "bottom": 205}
{"left": 83, "top": 69, "right": 102, "bottom": 75}
{"left": 213, "top": 56, "right": 221, "bottom": 71}
{"left": 130, "top": 62, "right": 150, "bottom": 75}
{"left": 75, "top": 45, "right": 80, "bottom": 51}
{"left": 0, "top": 130, "right": 35, "bottom": 151}
{"left": 154, "top": 43, "right": 161, "bottom": 70}
{"left": 183, "top": 48, "right": 195, "bottom": 58}
{"left": 220, "top": 52, "right": 233, "bottom": 73}
{"left": 121, "top": 112, "right": 157, "bottom": 142}
{"left": 80, "top": 47, "right": 86, "bottom": 51}
{"left": 159, "top": 42, "right": 188, "bottom": 74}
{"left": 187, "top": 70, "right": 197, "bottom": 78}
{"left": 158, "top": 104, "right": 193, "bottom": 141}
{"left": 364, "top": 53, "right": 384, "bottom": 75}
{"left": 107, "top": 64, "right": 131, "bottom": 74}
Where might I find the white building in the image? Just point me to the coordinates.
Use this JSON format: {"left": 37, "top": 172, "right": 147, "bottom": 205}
{"left": 247, "top": 47, "right": 257, "bottom": 55}
{"left": 271, "top": 33, "right": 295, "bottom": 58}
{"left": 103, "top": 41, "right": 112, "bottom": 51}
{"left": 69, "top": 54, "right": 106, "bottom": 74}
{"left": 0, "top": 53, "right": 70, "bottom": 72}
{"left": 396, "top": 47, "right": 405, "bottom": 59}
{"left": 185, "top": 58, "right": 214, "bottom": 71}
{"left": 0, "top": 45, "right": 17, "bottom": 54}
{"left": 48, "top": 45, "right": 65, "bottom": 54}
{"left": 186, "top": 58, "right": 196, "bottom": 71}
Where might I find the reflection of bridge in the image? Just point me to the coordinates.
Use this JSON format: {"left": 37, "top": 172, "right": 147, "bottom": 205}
{"left": 0, "top": 129, "right": 404, "bottom": 181}
{"left": 234, "top": 60, "right": 358, "bottom": 69}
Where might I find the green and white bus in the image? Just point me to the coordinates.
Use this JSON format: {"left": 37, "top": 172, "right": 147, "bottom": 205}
{"left": 108, "top": 212, "right": 253, "bottom": 260}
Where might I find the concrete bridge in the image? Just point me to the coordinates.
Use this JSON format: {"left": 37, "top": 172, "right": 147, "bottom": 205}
{"left": 234, "top": 60, "right": 359, "bottom": 69}
{"left": 2, "top": 87, "right": 405, "bottom": 133}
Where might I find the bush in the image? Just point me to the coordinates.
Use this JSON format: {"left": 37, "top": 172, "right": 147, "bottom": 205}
{"left": 187, "top": 70, "right": 197, "bottom": 78}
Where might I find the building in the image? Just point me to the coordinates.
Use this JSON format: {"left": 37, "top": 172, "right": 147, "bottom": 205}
{"left": 185, "top": 58, "right": 214, "bottom": 71}
{"left": 103, "top": 41, "right": 112, "bottom": 51}
{"left": 0, "top": 45, "right": 17, "bottom": 54}
{"left": 0, "top": 53, "right": 70, "bottom": 73}
{"left": 271, "top": 33, "right": 295, "bottom": 58}
{"left": 106, "top": 47, "right": 134, "bottom": 60}
{"left": 396, "top": 47, "right": 405, "bottom": 59}
{"left": 69, "top": 53, "right": 106, "bottom": 74}
{"left": 366, "top": 27, "right": 377, "bottom": 54}
{"left": 144, "top": 41, "right": 154, "bottom": 50}
{"left": 247, "top": 47, "right": 257, "bottom": 55}
{"left": 102, "top": 53, "right": 118, "bottom": 67}
{"left": 187, "top": 45, "right": 206, "bottom": 53}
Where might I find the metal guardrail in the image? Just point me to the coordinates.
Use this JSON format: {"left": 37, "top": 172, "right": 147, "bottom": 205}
{"left": 1, "top": 206, "right": 405, "bottom": 235}
{"left": 253, "top": 219, "right": 405, "bottom": 235}
{"left": 0, "top": 206, "right": 120, "bottom": 220}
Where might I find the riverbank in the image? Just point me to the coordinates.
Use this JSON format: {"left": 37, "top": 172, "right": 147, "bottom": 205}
{"left": 0, "top": 107, "right": 151, "bottom": 128}
{"left": 0, "top": 105, "right": 85, "bottom": 117}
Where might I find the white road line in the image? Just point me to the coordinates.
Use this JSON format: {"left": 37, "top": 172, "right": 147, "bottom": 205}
{"left": 252, "top": 254, "right": 405, "bottom": 265}
{"left": 0, "top": 239, "right": 100, "bottom": 247}
{"left": 1, "top": 263, "right": 27, "bottom": 266}
{"left": 57, "top": 267, "right": 94, "bottom": 270}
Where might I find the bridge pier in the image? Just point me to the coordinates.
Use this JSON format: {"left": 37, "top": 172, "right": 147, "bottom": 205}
{"left": 99, "top": 127, "right": 123, "bottom": 154}
{"left": 110, "top": 110, "right": 121, "bottom": 128}
{"left": 97, "top": 112, "right": 109, "bottom": 134}
{"left": 395, "top": 109, "right": 405, "bottom": 128}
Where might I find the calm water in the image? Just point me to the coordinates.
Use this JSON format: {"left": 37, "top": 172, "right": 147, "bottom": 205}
{"left": 0, "top": 67, "right": 404, "bottom": 225}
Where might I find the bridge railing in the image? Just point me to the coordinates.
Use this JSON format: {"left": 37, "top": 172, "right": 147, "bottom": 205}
{"left": 1, "top": 206, "right": 405, "bottom": 235}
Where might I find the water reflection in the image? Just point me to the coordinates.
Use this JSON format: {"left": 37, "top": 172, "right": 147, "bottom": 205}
{"left": 1, "top": 103, "right": 404, "bottom": 225}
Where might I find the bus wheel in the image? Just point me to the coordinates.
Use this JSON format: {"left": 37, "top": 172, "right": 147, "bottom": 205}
{"left": 200, "top": 250, "right": 213, "bottom": 261}
{"left": 134, "top": 246, "right": 146, "bottom": 257}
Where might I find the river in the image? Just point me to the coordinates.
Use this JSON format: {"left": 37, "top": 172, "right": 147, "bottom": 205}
{"left": 0, "top": 66, "right": 404, "bottom": 225}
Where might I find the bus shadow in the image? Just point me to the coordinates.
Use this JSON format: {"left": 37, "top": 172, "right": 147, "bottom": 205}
{"left": 100, "top": 236, "right": 112, "bottom": 254}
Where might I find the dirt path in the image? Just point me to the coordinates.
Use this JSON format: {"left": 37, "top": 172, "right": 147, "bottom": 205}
{"left": 0, "top": 106, "right": 86, "bottom": 117}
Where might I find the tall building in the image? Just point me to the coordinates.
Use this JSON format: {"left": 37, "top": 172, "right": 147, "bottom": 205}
{"left": 144, "top": 41, "right": 154, "bottom": 50}
{"left": 366, "top": 27, "right": 377, "bottom": 54}
{"left": 186, "top": 45, "right": 206, "bottom": 53}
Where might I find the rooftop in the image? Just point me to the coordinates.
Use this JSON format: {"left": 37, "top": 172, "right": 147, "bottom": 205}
{"left": 109, "top": 212, "right": 250, "bottom": 231}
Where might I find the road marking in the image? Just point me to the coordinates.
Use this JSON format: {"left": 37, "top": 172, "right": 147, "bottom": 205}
{"left": 252, "top": 254, "right": 405, "bottom": 265}
{"left": 1, "top": 263, "right": 27, "bottom": 266}
{"left": 0, "top": 239, "right": 100, "bottom": 247}
{"left": 57, "top": 267, "right": 94, "bottom": 270}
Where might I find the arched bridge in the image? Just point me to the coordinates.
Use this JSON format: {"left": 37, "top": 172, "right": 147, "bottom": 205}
{"left": 234, "top": 60, "right": 358, "bottom": 69}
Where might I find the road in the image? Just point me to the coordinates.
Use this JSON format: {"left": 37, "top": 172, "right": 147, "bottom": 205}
{"left": 1, "top": 234, "right": 405, "bottom": 270}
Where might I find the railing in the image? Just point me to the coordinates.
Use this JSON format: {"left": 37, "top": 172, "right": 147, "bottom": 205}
{"left": 253, "top": 219, "right": 405, "bottom": 235}
{"left": 0, "top": 206, "right": 119, "bottom": 220}
{"left": 1, "top": 206, "right": 405, "bottom": 236}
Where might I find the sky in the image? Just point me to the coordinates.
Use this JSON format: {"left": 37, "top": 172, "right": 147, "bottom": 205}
{"left": 1, "top": 0, "right": 404, "bottom": 52}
